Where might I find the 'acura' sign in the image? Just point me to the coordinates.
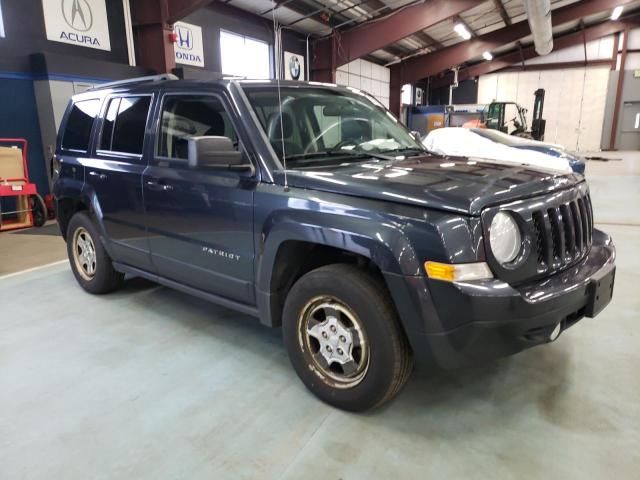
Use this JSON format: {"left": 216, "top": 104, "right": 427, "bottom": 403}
{"left": 43, "top": 0, "right": 111, "bottom": 51}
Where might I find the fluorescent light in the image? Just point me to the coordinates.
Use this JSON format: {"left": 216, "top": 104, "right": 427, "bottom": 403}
{"left": 611, "top": 6, "right": 623, "bottom": 20}
{"left": 482, "top": 51, "right": 493, "bottom": 61}
{"left": 454, "top": 23, "right": 471, "bottom": 40}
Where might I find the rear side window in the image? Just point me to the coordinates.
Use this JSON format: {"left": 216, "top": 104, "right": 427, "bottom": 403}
{"left": 99, "top": 96, "right": 151, "bottom": 155}
{"left": 62, "top": 99, "right": 101, "bottom": 151}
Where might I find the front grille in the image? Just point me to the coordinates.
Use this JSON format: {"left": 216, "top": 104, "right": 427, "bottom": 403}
{"left": 534, "top": 193, "right": 593, "bottom": 272}
{"left": 482, "top": 184, "right": 594, "bottom": 285}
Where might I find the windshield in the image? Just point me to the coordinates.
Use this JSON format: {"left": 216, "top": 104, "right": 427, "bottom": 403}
{"left": 242, "top": 85, "right": 425, "bottom": 168}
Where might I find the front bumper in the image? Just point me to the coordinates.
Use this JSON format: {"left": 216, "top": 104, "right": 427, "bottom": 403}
{"left": 385, "top": 229, "right": 616, "bottom": 369}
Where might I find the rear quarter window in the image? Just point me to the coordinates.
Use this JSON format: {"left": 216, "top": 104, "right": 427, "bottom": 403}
{"left": 98, "top": 96, "right": 151, "bottom": 156}
{"left": 61, "top": 99, "right": 101, "bottom": 152}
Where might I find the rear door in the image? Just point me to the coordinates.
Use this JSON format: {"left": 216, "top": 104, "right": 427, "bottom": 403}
{"left": 143, "top": 91, "right": 256, "bottom": 304}
{"left": 84, "top": 94, "right": 154, "bottom": 271}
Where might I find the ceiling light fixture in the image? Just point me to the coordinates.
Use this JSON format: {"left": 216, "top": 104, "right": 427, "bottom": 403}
{"left": 482, "top": 51, "right": 493, "bottom": 61}
{"left": 454, "top": 23, "right": 471, "bottom": 40}
{"left": 611, "top": 6, "right": 623, "bottom": 20}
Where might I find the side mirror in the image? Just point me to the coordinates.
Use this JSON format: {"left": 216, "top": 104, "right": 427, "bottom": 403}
{"left": 187, "top": 136, "right": 253, "bottom": 172}
{"left": 410, "top": 131, "right": 422, "bottom": 141}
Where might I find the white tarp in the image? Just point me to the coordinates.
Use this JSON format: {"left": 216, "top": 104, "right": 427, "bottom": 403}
{"left": 423, "top": 128, "right": 573, "bottom": 174}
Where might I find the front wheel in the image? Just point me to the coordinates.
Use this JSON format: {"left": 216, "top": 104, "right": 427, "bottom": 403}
{"left": 283, "top": 264, "right": 413, "bottom": 411}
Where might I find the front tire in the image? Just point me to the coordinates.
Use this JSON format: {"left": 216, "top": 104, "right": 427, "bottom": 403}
{"left": 283, "top": 264, "right": 413, "bottom": 411}
{"left": 66, "top": 212, "right": 124, "bottom": 294}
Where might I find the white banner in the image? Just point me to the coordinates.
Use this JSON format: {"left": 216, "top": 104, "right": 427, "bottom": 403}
{"left": 42, "top": 0, "right": 111, "bottom": 51}
{"left": 174, "top": 21, "right": 205, "bottom": 68}
{"left": 284, "top": 51, "right": 304, "bottom": 81}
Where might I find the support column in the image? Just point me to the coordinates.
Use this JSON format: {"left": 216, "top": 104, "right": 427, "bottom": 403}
{"left": 311, "top": 36, "right": 337, "bottom": 83}
{"left": 389, "top": 66, "right": 402, "bottom": 118}
{"left": 131, "top": 0, "right": 176, "bottom": 74}
{"left": 609, "top": 26, "right": 629, "bottom": 150}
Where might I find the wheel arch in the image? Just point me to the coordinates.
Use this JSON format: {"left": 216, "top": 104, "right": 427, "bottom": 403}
{"left": 255, "top": 215, "right": 419, "bottom": 328}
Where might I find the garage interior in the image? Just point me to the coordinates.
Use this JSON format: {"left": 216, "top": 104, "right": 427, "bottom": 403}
{"left": 1, "top": 0, "right": 639, "bottom": 478}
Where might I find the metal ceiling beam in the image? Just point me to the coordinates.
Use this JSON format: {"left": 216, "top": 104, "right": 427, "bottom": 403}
{"left": 431, "top": 17, "right": 639, "bottom": 87}
{"left": 414, "top": 32, "right": 444, "bottom": 50}
{"left": 390, "top": 0, "right": 639, "bottom": 85}
{"left": 313, "top": 0, "right": 481, "bottom": 70}
{"left": 492, "top": 0, "right": 511, "bottom": 26}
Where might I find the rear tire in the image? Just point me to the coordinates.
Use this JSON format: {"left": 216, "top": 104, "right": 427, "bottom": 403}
{"left": 66, "top": 212, "right": 124, "bottom": 294}
{"left": 30, "top": 194, "right": 47, "bottom": 227}
{"left": 283, "top": 264, "right": 413, "bottom": 412}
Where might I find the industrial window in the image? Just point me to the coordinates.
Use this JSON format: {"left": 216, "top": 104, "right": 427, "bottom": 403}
{"left": 157, "top": 95, "right": 238, "bottom": 161}
{"left": 99, "top": 96, "right": 151, "bottom": 156}
{"left": 220, "top": 30, "right": 270, "bottom": 79}
{"left": 0, "top": 0, "right": 5, "bottom": 38}
{"left": 61, "top": 100, "right": 101, "bottom": 152}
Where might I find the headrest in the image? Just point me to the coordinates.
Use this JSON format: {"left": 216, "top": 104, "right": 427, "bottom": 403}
{"left": 174, "top": 101, "right": 224, "bottom": 136}
{"left": 267, "top": 111, "right": 294, "bottom": 140}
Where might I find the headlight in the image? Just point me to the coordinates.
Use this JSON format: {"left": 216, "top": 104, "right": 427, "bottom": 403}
{"left": 489, "top": 212, "right": 521, "bottom": 264}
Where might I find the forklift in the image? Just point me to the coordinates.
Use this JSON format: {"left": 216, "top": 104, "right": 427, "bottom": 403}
{"left": 484, "top": 89, "right": 546, "bottom": 140}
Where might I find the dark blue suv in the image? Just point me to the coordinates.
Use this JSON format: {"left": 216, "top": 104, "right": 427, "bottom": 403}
{"left": 53, "top": 75, "right": 616, "bottom": 411}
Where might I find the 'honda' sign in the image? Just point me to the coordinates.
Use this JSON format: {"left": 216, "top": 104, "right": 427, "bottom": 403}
{"left": 174, "top": 21, "right": 205, "bottom": 68}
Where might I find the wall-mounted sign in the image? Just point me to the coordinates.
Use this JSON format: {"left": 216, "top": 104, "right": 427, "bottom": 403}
{"left": 634, "top": 69, "right": 640, "bottom": 78}
{"left": 174, "top": 21, "right": 204, "bottom": 68}
{"left": 42, "top": 0, "right": 111, "bottom": 51}
{"left": 284, "top": 51, "right": 304, "bottom": 81}
{"left": 0, "top": 0, "right": 5, "bottom": 38}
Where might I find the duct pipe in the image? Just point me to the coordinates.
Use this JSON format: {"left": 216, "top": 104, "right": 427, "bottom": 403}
{"left": 523, "top": 0, "right": 553, "bottom": 56}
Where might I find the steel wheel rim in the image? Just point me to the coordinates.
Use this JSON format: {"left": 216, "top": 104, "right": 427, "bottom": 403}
{"left": 72, "top": 227, "right": 97, "bottom": 281}
{"left": 298, "top": 296, "right": 369, "bottom": 389}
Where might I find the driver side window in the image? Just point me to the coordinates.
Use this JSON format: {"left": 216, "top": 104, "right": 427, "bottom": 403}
{"left": 158, "top": 94, "right": 238, "bottom": 161}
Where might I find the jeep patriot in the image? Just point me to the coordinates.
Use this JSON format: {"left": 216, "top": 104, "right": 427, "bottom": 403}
{"left": 53, "top": 75, "right": 616, "bottom": 411}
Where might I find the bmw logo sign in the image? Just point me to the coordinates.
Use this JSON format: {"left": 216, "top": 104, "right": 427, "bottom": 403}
{"left": 289, "top": 56, "right": 301, "bottom": 80}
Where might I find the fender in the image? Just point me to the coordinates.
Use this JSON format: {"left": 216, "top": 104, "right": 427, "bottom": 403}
{"left": 254, "top": 202, "right": 425, "bottom": 327}
{"left": 77, "top": 181, "right": 118, "bottom": 259}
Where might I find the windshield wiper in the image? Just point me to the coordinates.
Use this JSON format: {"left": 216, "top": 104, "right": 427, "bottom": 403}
{"left": 380, "top": 147, "right": 427, "bottom": 156}
{"left": 284, "top": 150, "right": 394, "bottom": 164}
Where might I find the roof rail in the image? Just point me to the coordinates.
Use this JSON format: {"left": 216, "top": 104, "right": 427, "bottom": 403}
{"left": 89, "top": 73, "right": 179, "bottom": 91}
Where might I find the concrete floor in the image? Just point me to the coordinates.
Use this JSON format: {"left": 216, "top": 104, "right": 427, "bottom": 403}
{"left": 1, "top": 153, "right": 639, "bottom": 479}
{"left": 0, "top": 222, "right": 66, "bottom": 276}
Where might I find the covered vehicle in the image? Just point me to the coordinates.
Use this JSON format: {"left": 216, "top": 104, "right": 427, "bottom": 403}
{"left": 471, "top": 128, "right": 586, "bottom": 174}
{"left": 423, "top": 127, "right": 584, "bottom": 174}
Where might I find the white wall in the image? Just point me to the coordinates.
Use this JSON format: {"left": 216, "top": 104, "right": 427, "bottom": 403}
{"left": 336, "top": 59, "right": 390, "bottom": 108}
{"left": 477, "top": 34, "right": 630, "bottom": 152}
{"left": 622, "top": 28, "right": 640, "bottom": 70}
{"left": 478, "top": 67, "right": 610, "bottom": 152}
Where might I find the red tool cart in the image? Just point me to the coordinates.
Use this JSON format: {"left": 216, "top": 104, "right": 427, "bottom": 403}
{"left": 0, "top": 139, "right": 47, "bottom": 232}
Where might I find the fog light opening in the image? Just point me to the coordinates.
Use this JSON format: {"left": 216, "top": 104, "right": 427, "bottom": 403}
{"left": 549, "top": 323, "right": 562, "bottom": 342}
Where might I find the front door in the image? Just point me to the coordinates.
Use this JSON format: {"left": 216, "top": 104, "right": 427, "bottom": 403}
{"left": 143, "top": 92, "right": 256, "bottom": 304}
{"left": 84, "top": 94, "right": 154, "bottom": 271}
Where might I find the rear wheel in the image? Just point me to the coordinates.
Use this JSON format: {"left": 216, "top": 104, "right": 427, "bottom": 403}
{"left": 66, "top": 212, "right": 124, "bottom": 294}
{"left": 30, "top": 194, "right": 47, "bottom": 227}
{"left": 283, "top": 264, "right": 413, "bottom": 411}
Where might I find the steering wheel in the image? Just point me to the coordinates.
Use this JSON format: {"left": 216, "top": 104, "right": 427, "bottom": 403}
{"left": 304, "top": 117, "right": 370, "bottom": 155}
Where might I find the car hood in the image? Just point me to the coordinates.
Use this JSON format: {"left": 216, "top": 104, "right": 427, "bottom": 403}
{"left": 281, "top": 154, "right": 584, "bottom": 215}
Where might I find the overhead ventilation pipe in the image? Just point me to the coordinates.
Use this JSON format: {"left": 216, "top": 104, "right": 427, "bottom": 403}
{"left": 523, "top": 0, "right": 553, "bottom": 56}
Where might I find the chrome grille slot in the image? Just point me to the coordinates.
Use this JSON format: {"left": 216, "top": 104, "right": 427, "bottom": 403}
{"left": 537, "top": 192, "right": 593, "bottom": 274}
{"left": 569, "top": 201, "right": 583, "bottom": 253}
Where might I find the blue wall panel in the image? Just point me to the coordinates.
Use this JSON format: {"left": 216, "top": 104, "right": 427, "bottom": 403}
{"left": 0, "top": 76, "right": 48, "bottom": 195}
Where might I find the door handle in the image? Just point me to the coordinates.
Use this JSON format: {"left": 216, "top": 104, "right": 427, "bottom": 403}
{"left": 89, "top": 171, "right": 107, "bottom": 181}
{"left": 146, "top": 180, "right": 174, "bottom": 192}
